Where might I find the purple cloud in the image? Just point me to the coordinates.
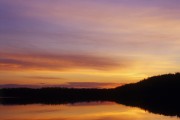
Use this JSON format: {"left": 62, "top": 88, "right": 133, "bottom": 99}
{"left": 0, "top": 82, "right": 124, "bottom": 89}
{"left": 0, "top": 53, "right": 130, "bottom": 70}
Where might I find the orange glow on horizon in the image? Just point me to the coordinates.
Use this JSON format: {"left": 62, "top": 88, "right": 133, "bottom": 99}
{"left": 0, "top": 0, "right": 180, "bottom": 88}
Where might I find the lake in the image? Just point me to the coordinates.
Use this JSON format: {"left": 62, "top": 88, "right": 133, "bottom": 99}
{"left": 0, "top": 102, "right": 179, "bottom": 120}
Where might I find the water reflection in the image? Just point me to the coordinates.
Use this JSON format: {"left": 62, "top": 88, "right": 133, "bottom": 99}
{"left": 0, "top": 102, "right": 179, "bottom": 120}
{"left": 1, "top": 97, "right": 180, "bottom": 117}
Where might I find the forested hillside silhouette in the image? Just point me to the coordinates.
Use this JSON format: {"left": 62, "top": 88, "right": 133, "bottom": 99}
{"left": 0, "top": 73, "right": 180, "bottom": 117}
{"left": 112, "top": 73, "right": 180, "bottom": 117}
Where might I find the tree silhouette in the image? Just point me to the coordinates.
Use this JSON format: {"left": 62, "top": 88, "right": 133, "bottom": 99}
{"left": 0, "top": 73, "right": 180, "bottom": 117}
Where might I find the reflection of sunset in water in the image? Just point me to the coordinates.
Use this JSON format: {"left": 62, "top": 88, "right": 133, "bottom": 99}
{"left": 0, "top": 102, "right": 179, "bottom": 120}
{"left": 0, "top": 0, "right": 179, "bottom": 119}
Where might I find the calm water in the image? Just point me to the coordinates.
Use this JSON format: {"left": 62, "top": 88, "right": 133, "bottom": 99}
{"left": 0, "top": 102, "right": 179, "bottom": 120}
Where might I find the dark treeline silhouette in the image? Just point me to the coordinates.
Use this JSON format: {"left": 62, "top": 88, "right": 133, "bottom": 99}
{"left": 0, "top": 88, "right": 114, "bottom": 104}
{"left": 112, "top": 73, "right": 180, "bottom": 117}
{"left": 0, "top": 73, "right": 180, "bottom": 117}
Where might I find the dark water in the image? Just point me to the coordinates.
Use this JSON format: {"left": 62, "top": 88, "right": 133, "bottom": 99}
{"left": 0, "top": 102, "right": 179, "bottom": 120}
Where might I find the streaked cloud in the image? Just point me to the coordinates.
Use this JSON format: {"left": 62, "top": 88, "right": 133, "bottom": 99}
{"left": 25, "top": 76, "right": 63, "bottom": 80}
{"left": 60, "top": 82, "right": 124, "bottom": 88}
{"left": 0, "top": 0, "right": 180, "bottom": 56}
{"left": 0, "top": 53, "right": 131, "bottom": 71}
{"left": 0, "top": 0, "right": 180, "bottom": 87}
{"left": 0, "top": 82, "right": 124, "bottom": 89}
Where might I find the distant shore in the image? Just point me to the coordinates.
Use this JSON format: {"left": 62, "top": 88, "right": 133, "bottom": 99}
{"left": 1, "top": 73, "right": 180, "bottom": 117}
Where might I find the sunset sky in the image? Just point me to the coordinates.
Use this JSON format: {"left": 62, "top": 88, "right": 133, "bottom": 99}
{"left": 0, "top": 0, "right": 180, "bottom": 88}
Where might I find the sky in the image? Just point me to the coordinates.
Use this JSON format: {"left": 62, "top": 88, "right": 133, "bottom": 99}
{"left": 0, "top": 0, "right": 180, "bottom": 88}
